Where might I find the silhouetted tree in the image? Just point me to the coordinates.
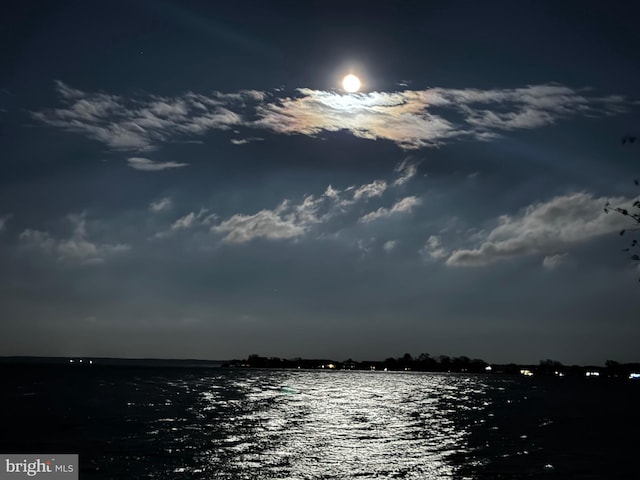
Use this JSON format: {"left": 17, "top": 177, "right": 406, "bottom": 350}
{"left": 540, "top": 359, "right": 563, "bottom": 367}
{"left": 247, "top": 354, "right": 268, "bottom": 367}
{"left": 539, "top": 359, "right": 563, "bottom": 375}
{"left": 383, "top": 357, "right": 398, "bottom": 370}
{"left": 416, "top": 353, "right": 436, "bottom": 370}
{"left": 438, "top": 355, "right": 451, "bottom": 371}
{"left": 469, "top": 358, "right": 488, "bottom": 373}
{"left": 399, "top": 353, "right": 414, "bottom": 369}
{"left": 417, "top": 353, "right": 431, "bottom": 362}
{"left": 604, "top": 139, "right": 640, "bottom": 281}
{"left": 605, "top": 184, "right": 640, "bottom": 281}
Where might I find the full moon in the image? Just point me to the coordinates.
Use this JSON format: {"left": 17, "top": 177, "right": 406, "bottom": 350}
{"left": 342, "top": 74, "right": 361, "bottom": 93}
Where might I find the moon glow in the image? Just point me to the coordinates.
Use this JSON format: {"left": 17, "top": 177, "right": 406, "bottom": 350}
{"left": 342, "top": 74, "right": 361, "bottom": 93}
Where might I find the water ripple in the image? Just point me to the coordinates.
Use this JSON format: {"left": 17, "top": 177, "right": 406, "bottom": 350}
{"left": 138, "top": 370, "right": 493, "bottom": 479}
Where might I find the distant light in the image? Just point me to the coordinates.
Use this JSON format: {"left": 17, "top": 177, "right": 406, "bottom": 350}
{"left": 89, "top": 360, "right": 93, "bottom": 365}
{"left": 485, "top": 366, "right": 492, "bottom": 371}
{"left": 327, "top": 363, "right": 336, "bottom": 369}
{"left": 520, "top": 369, "right": 533, "bottom": 377}
{"left": 69, "top": 359, "right": 74, "bottom": 363}
{"left": 79, "top": 359, "right": 83, "bottom": 363}
{"left": 585, "top": 371, "right": 600, "bottom": 377}
{"left": 629, "top": 373, "right": 640, "bottom": 380}
{"left": 554, "top": 371, "right": 565, "bottom": 377}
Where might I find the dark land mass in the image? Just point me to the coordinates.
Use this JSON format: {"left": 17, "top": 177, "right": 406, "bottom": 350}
{"left": 0, "top": 356, "right": 225, "bottom": 368}
{"left": 223, "top": 354, "right": 640, "bottom": 379}
{"left": 2, "top": 355, "right": 639, "bottom": 379}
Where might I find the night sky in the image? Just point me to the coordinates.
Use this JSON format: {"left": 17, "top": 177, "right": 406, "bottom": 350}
{"left": 1, "top": 0, "right": 639, "bottom": 364}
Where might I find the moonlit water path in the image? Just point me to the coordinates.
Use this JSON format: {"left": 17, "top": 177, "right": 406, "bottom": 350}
{"left": 148, "top": 371, "right": 490, "bottom": 479}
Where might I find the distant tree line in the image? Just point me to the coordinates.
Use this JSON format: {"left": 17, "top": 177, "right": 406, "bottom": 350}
{"left": 222, "top": 352, "right": 489, "bottom": 372}
{"left": 222, "top": 354, "right": 640, "bottom": 379}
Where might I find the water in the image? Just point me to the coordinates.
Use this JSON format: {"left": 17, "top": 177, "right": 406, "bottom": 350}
{"left": 1, "top": 366, "right": 638, "bottom": 479}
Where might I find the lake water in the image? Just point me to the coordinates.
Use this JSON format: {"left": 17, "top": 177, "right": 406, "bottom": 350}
{"left": 1, "top": 366, "right": 638, "bottom": 479}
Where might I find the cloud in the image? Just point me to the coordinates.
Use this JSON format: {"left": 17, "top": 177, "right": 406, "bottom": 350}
{"left": 19, "top": 213, "right": 129, "bottom": 264}
{"left": 209, "top": 161, "right": 423, "bottom": 244}
{"left": 393, "top": 159, "right": 419, "bottom": 186}
{"left": 253, "top": 85, "right": 630, "bottom": 149}
{"left": 33, "top": 81, "right": 248, "bottom": 151}
{"left": 357, "top": 237, "right": 376, "bottom": 256}
{"left": 33, "top": 81, "right": 633, "bottom": 153}
{"left": 359, "top": 196, "right": 422, "bottom": 223}
{"left": 212, "top": 205, "right": 307, "bottom": 243}
{"left": 149, "top": 197, "right": 173, "bottom": 213}
{"left": 171, "top": 212, "right": 198, "bottom": 230}
{"left": 0, "top": 214, "right": 12, "bottom": 232}
{"left": 149, "top": 197, "right": 172, "bottom": 213}
{"left": 230, "top": 137, "right": 263, "bottom": 145}
{"left": 54, "top": 80, "right": 84, "bottom": 100}
{"left": 210, "top": 169, "right": 415, "bottom": 244}
{"left": 127, "top": 157, "right": 188, "bottom": 171}
{"left": 543, "top": 253, "right": 569, "bottom": 270}
{"left": 353, "top": 180, "right": 387, "bottom": 201}
{"left": 420, "top": 235, "right": 449, "bottom": 260}
{"left": 171, "top": 208, "right": 216, "bottom": 230}
{"left": 254, "top": 89, "right": 459, "bottom": 149}
{"left": 445, "top": 192, "right": 632, "bottom": 267}
{"left": 324, "top": 185, "right": 340, "bottom": 199}
{"left": 153, "top": 208, "right": 217, "bottom": 238}
{"left": 211, "top": 192, "right": 342, "bottom": 244}
{"left": 383, "top": 240, "right": 397, "bottom": 252}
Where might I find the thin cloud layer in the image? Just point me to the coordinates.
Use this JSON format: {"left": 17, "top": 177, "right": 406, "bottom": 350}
{"left": 445, "top": 192, "right": 632, "bottom": 267}
{"left": 209, "top": 161, "right": 421, "bottom": 243}
{"left": 33, "top": 81, "right": 632, "bottom": 153}
{"left": 543, "top": 253, "right": 569, "bottom": 270}
{"left": 257, "top": 85, "right": 630, "bottom": 149}
{"left": 19, "top": 213, "right": 129, "bottom": 264}
{"left": 127, "top": 157, "right": 188, "bottom": 171}
{"left": 383, "top": 240, "right": 397, "bottom": 252}
{"left": 211, "top": 192, "right": 339, "bottom": 244}
{"left": 353, "top": 180, "right": 387, "bottom": 201}
{"left": 212, "top": 205, "right": 307, "bottom": 243}
{"left": 421, "top": 235, "right": 449, "bottom": 260}
{"left": 33, "top": 81, "right": 253, "bottom": 151}
{"left": 0, "top": 214, "right": 11, "bottom": 232}
{"left": 153, "top": 208, "right": 217, "bottom": 238}
{"left": 393, "top": 159, "right": 419, "bottom": 186}
{"left": 149, "top": 197, "right": 172, "bottom": 213}
{"left": 254, "top": 89, "right": 459, "bottom": 149}
{"left": 171, "top": 208, "right": 216, "bottom": 231}
{"left": 359, "top": 196, "right": 422, "bottom": 223}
